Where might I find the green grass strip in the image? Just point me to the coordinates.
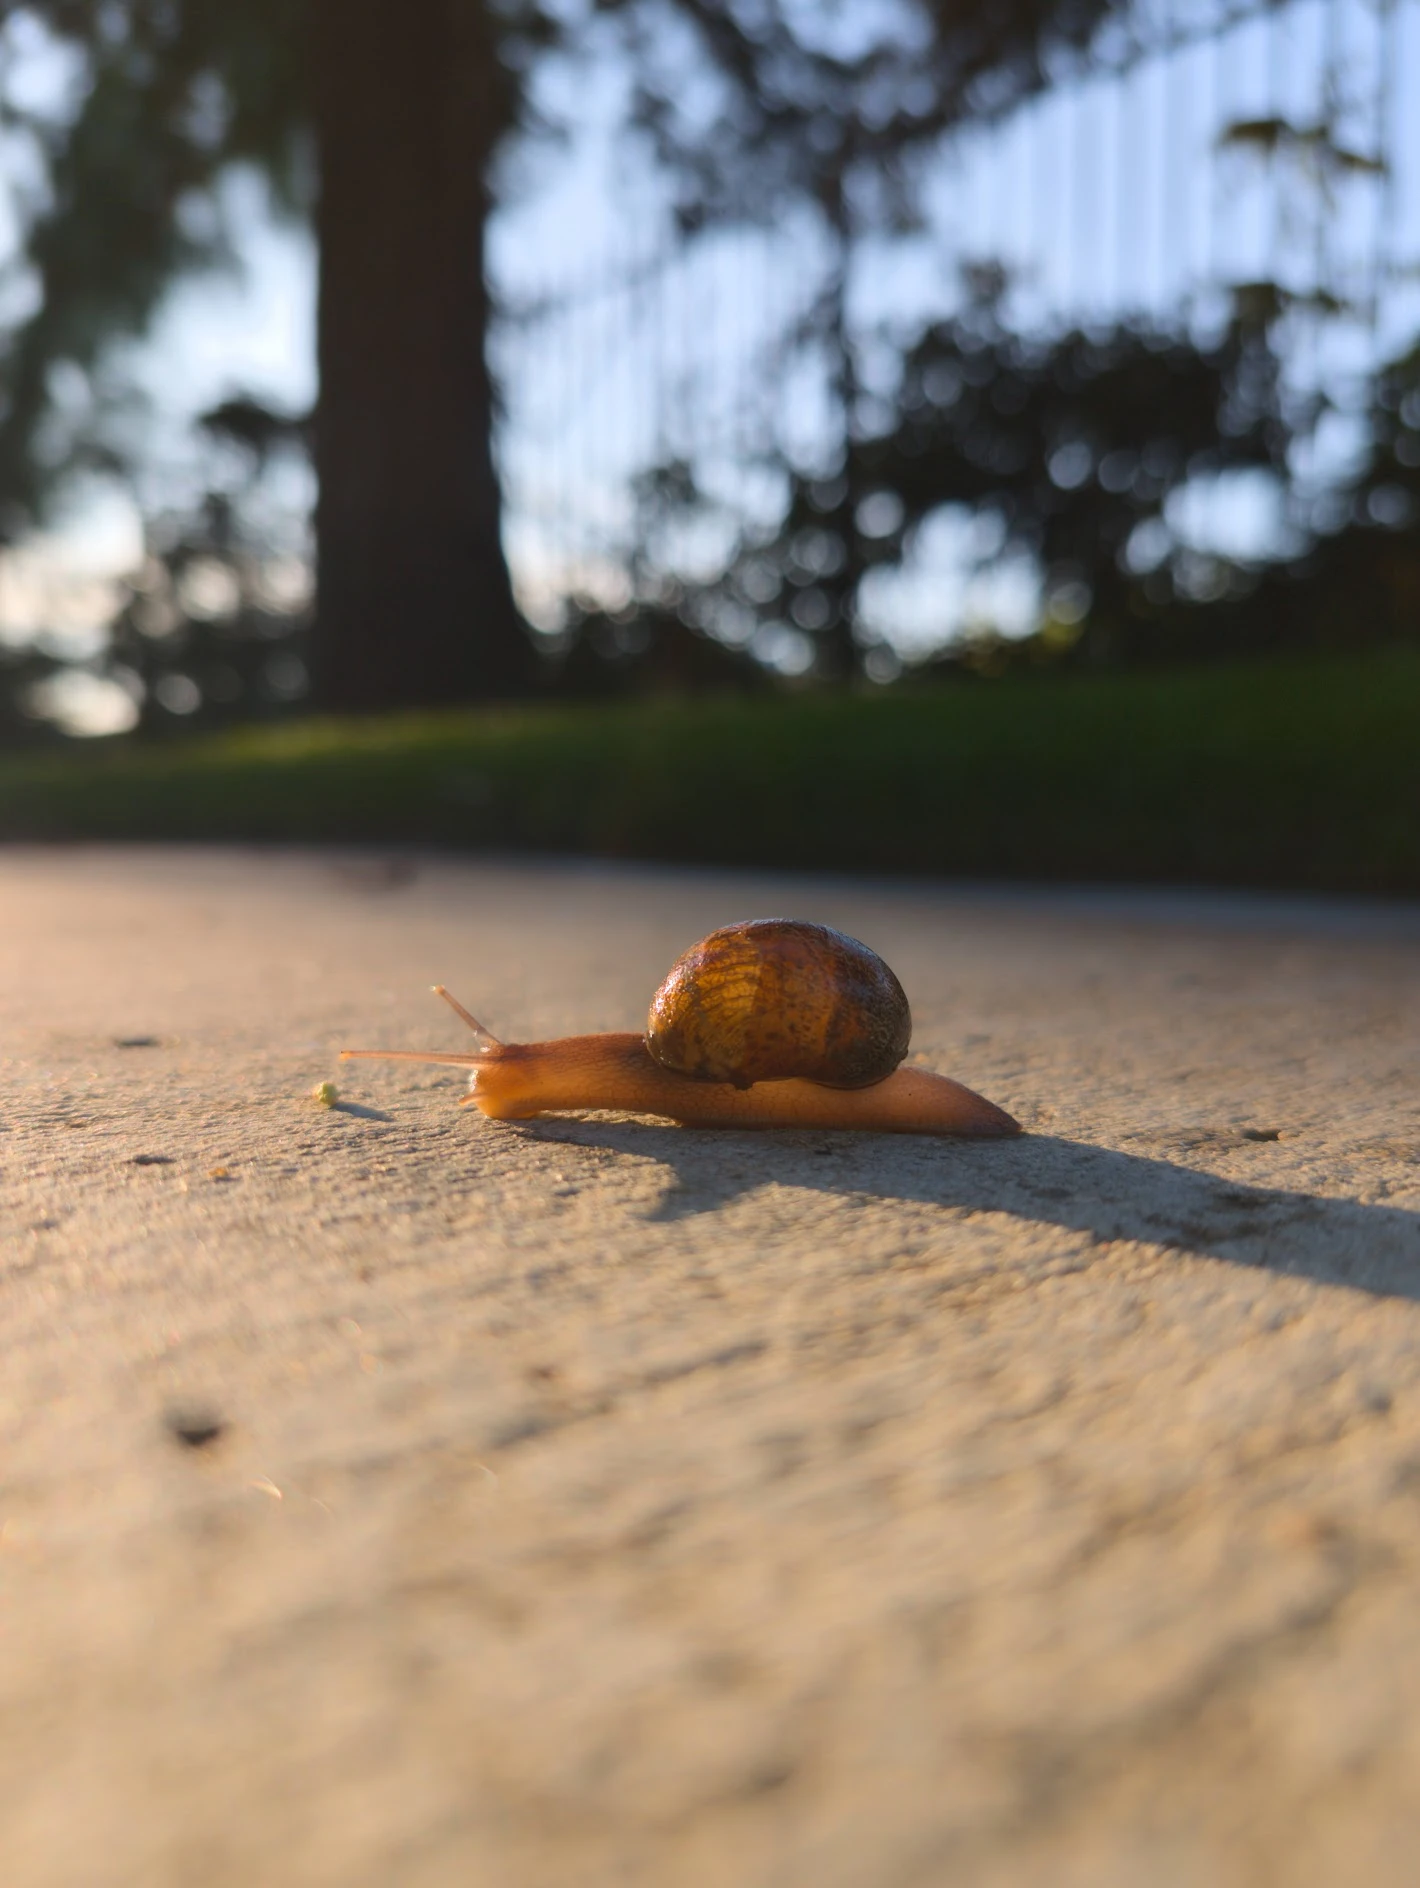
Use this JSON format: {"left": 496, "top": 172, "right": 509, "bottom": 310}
{"left": 0, "top": 649, "right": 1415, "bottom": 895}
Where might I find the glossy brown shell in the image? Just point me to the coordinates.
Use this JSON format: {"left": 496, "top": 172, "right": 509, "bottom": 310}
{"left": 645, "top": 919, "right": 912, "bottom": 1089}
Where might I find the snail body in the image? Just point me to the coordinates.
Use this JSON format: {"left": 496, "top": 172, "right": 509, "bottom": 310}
{"left": 341, "top": 919, "right": 1019, "bottom": 1139}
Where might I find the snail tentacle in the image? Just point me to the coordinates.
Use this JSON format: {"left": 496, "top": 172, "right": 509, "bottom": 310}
{"left": 340, "top": 987, "right": 502, "bottom": 1066}
{"left": 432, "top": 985, "right": 503, "bottom": 1050}
{"left": 341, "top": 1048, "right": 490, "bottom": 1067}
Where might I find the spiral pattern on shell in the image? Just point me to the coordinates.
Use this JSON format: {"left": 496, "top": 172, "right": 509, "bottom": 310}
{"left": 645, "top": 918, "right": 912, "bottom": 1090}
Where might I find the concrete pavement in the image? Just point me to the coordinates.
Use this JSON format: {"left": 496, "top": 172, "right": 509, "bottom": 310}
{"left": 1, "top": 847, "right": 1418, "bottom": 1887}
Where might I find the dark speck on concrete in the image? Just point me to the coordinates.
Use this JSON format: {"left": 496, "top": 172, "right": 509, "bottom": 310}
{"left": 164, "top": 1406, "right": 226, "bottom": 1450}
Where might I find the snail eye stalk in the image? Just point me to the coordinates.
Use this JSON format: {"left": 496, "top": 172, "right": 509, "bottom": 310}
{"left": 432, "top": 985, "right": 503, "bottom": 1053}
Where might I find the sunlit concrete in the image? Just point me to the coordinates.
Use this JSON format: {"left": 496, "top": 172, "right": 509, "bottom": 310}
{"left": 1, "top": 847, "right": 1417, "bottom": 1887}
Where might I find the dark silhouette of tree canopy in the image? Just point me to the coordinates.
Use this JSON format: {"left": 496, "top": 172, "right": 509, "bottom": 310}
{"left": 661, "top": 304, "right": 1292, "bottom": 672}
{"left": 0, "top": 0, "right": 1134, "bottom": 714}
{"left": 608, "top": 0, "right": 1132, "bottom": 677}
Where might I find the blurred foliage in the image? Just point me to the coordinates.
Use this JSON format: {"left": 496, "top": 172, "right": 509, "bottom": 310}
{"left": 875, "top": 310, "right": 1288, "bottom": 594}
{"left": 0, "top": 0, "right": 567, "bottom": 532}
{"left": 103, "top": 489, "right": 312, "bottom": 735}
{"left": 0, "top": 0, "right": 1130, "bottom": 532}
{"left": 610, "top": 0, "right": 1131, "bottom": 232}
{"left": 0, "top": 0, "right": 1147, "bottom": 726}
{"left": 1, "top": 0, "right": 1416, "bottom": 728}
{"left": 1216, "top": 115, "right": 1386, "bottom": 179}
{"left": 650, "top": 302, "right": 1420, "bottom": 680}
{"left": 536, "top": 597, "right": 770, "bottom": 699}
{"left": 0, "top": 0, "right": 309, "bottom": 527}
{"left": 603, "top": 0, "right": 1135, "bottom": 679}
{"left": 0, "top": 638, "right": 63, "bottom": 741}
{"left": 663, "top": 304, "right": 1291, "bottom": 675}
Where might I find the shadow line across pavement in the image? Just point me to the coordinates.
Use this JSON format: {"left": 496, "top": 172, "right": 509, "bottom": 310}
{"left": 511, "top": 1119, "right": 1420, "bottom": 1304}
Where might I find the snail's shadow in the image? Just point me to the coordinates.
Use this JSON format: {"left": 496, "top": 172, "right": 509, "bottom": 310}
{"left": 330, "top": 1098, "right": 394, "bottom": 1123}
{"left": 517, "top": 1118, "right": 1420, "bottom": 1304}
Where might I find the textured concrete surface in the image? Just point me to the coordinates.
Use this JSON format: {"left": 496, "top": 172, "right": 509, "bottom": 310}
{"left": 1, "top": 846, "right": 1418, "bottom": 1887}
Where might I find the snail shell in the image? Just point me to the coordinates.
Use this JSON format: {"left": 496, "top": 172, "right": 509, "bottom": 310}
{"left": 645, "top": 918, "right": 912, "bottom": 1090}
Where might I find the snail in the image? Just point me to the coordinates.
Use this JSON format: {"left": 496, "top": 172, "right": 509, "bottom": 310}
{"left": 340, "top": 918, "right": 1020, "bottom": 1138}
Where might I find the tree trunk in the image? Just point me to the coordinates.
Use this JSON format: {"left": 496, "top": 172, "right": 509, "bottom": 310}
{"left": 309, "top": 0, "right": 530, "bottom": 709}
